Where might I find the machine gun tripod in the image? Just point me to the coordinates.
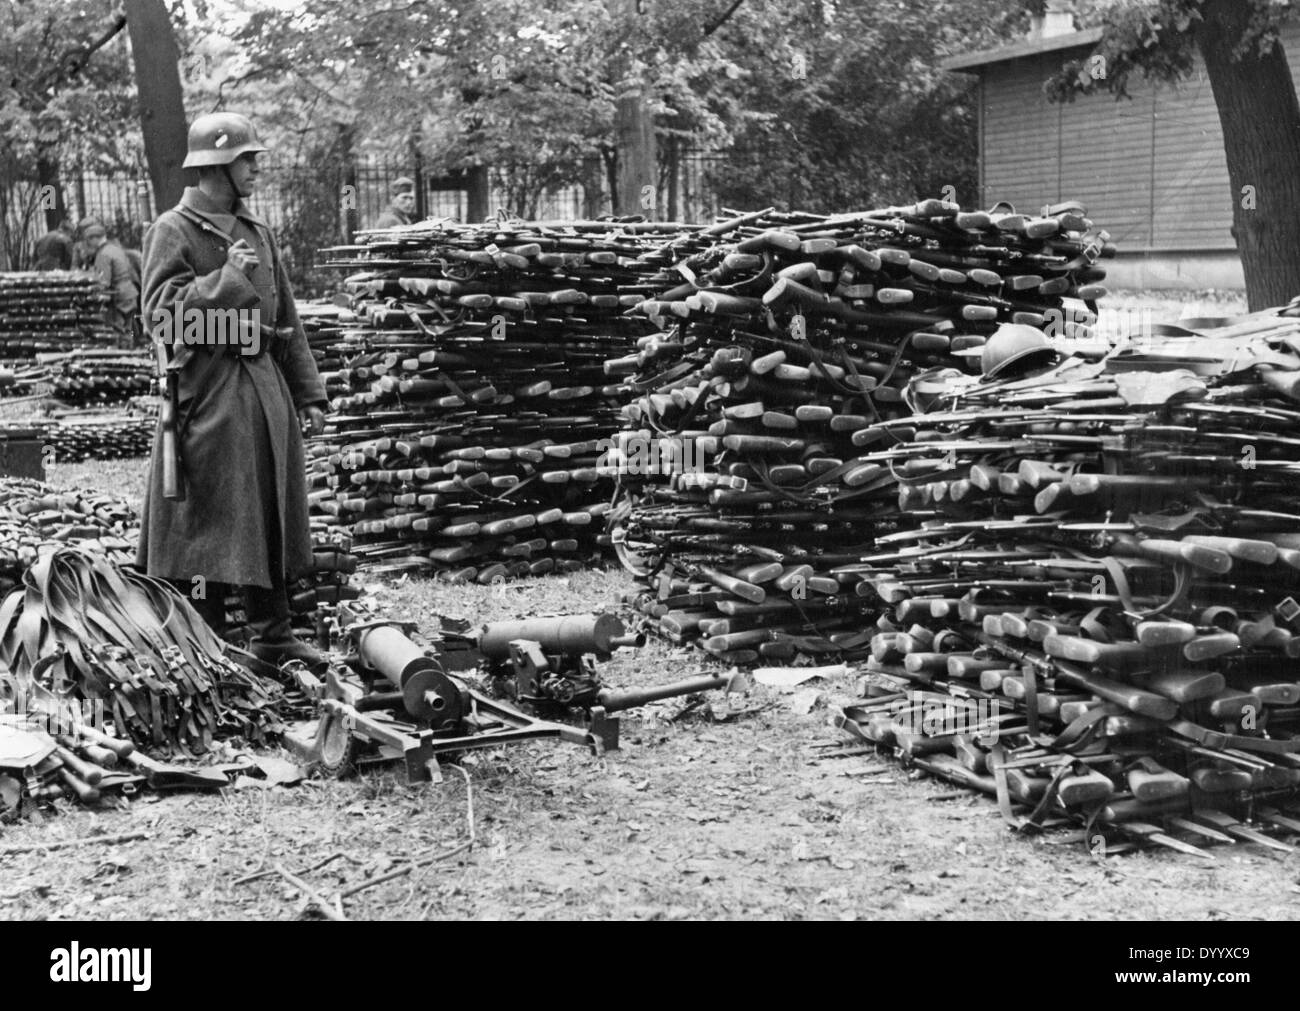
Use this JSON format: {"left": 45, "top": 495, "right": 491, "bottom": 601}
{"left": 283, "top": 606, "right": 739, "bottom": 783}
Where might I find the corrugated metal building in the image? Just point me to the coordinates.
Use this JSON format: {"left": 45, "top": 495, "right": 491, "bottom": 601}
{"left": 942, "top": 15, "right": 1300, "bottom": 290}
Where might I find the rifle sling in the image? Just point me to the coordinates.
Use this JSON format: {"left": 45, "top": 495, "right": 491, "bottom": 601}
{"left": 989, "top": 743, "right": 1075, "bottom": 832}
{"left": 167, "top": 206, "right": 264, "bottom": 442}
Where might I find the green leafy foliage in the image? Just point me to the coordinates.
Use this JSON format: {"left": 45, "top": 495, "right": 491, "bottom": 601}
{"left": 216, "top": 0, "right": 1035, "bottom": 215}
{"left": 704, "top": 0, "right": 1034, "bottom": 212}
{"left": 1046, "top": 0, "right": 1296, "bottom": 101}
{"left": 0, "top": 0, "right": 142, "bottom": 265}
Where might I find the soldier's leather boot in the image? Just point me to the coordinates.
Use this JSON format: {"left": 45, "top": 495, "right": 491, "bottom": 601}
{"left": 174, "top": 579, "right": 231, "bottom": 638}
{"left": 243, "top": 583, "right": 326, "bottom": 671}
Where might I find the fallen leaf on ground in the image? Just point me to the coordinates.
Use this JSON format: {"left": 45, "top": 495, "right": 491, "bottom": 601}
{"left": 789, "top": 689, "right": 823, "bottom": 715}
{"left": 754, "top": 666, "right": 838, "bottom": 689}
{"left": 252, "top": 756, "right": 306, "bottom": 786}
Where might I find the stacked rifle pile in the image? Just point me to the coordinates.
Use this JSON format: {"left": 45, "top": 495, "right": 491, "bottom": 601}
{"left": 610, "top": 200, "right": 1111, "bottom": 664}
{"left": 298, "top": 301, "right": 352, "bottom": 400}
{"left": 45, "top": 348, "right": 153, "bottom": 406}
{"left": 38, "top": 412, "right": 155, "bottom": 463}
{"left": 828, "top": 317, "right": 1300, "bottom": 855}
{"left": 0, "top": 361, "right": 48, "bottom": 399}
{"left": 308, "top": 217, "right": 689, "bottom": 579}
{"left": 0, "top": 272, "right": 115, "bottom": 355}
{"left": 289, "top": 528, "right": 361, "bottom": 638}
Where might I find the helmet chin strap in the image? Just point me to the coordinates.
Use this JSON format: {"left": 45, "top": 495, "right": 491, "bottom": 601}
{"left": 221, "top": 162, "right": 239, "bottom": 209}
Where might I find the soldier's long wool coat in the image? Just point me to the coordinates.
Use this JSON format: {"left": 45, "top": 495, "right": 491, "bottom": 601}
{"left": 136, "top": 186, "right": 325, "bottom": 588}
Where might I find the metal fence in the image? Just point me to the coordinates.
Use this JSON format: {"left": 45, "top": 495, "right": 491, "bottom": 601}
{"left": 2, "top": 149, "right": 730, "bottom": 289}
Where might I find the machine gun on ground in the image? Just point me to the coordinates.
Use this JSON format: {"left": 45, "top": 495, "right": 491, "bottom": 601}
{"left": 283, "top": 607, "right": 739, "bottom": 783}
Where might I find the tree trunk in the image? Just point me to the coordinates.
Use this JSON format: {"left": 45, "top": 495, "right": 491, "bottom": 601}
{"left": 340, "top": 124, "right": 358, "bottom": 243}
{"left": 580, "top": 154, "right": 604, "bottom": 218}
{"left": 35, "top": 154, "right": 65, "bottom": 231}
{"left": 124, "top": 0, "right": 190, "bottom": 211}
{"left": 665, "top": 134, "right": 679, "bottom": 222}
{"left": 409, "top": 132, "right": 427, "bottom": 221}
{"left": 614, "top": 83, "right": 656, "bottom": 215}
{"left": 466, "top": 165, "right": 489, "bottom": 222}
{"left": 1196, "top": 0, "right": 1300, "bottom": 310}
{"left": 610, "top": 0, "right": 656, "bottom": 216}
{"left": 603, "top": 148, "right": 618, "bottom": 211}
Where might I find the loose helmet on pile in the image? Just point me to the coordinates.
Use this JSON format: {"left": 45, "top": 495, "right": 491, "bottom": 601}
{"left": 980, "top": 323, "right": 1057, "bottom": 379}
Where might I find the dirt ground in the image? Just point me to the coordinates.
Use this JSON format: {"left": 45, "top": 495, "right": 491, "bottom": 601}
{"left": 3, "top": 436, "right": 1298, "bottom": 921}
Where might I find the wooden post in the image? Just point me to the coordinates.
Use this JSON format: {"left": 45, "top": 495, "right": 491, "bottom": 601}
{"left": 123, "top": 0, "right": 189, "bottom": 213}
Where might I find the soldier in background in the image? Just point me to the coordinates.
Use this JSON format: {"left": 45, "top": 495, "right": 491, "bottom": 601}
{"left": 83, "top": 221, "right": 141, "bottom": 341}
{"left": 372, "top": 176, "right": 416, "bottom": 229}
{"left": 33, "top": 218, "right": 74, "bottom": 270}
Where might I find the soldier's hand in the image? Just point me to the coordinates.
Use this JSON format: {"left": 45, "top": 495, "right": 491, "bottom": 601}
{"left": 227, "top": 239, "right": 260, "bottom": 276}
{"left": 298, "top": 405, "right": 326, "bottom": 436}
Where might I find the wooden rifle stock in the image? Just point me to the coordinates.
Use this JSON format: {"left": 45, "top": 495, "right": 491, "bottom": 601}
{"left": 155, "top": 339, "right": 184, "bottom": 501}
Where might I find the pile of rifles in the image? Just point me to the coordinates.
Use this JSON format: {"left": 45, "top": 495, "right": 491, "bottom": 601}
{"left": 289, "top": 527, "right": 360, "bottom": 638}
{"left": 833, "top": 318, "right": 1300, "bottom": 855}
{"left": 604, "top": 199, "right": 1300, "bottom": 854}
{"left": 609, "top": 200, "right": 1109, "bottom": 663}
{"left": 45, "top": 348, "right": 153, "bottom": 406}
{"left": 0, "top": 271, "right": 116, "bottom": 355}
{"left": 37, "top": 413, "right": 155, "bottom": 463}
{"left": 307, "top": 217, "right": 691, "bottom": 580}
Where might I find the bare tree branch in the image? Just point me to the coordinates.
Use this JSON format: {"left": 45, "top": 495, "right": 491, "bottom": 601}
{"left": 703, "top": 0, "right": 746, "bottom": 38}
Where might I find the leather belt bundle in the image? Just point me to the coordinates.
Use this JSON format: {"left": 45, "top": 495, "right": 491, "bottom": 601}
{"left": 0, "top": 546, "right": 284, "bottom": 756}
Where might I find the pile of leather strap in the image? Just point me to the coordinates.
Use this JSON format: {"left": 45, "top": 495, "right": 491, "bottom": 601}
{"left": 608, "top": 199, "right": 1112, "bottom": 663}
{"left": 307, "top": 216, "right": 695, "bottom": 580}
{"left": 0, "top": 271, "right": 117, "bottom": 355}
{"left": 0, "top": 546, "right": 284, "bottom": 757}
{"left": 820, "top": 314, "right": 1300, "bottom": 856}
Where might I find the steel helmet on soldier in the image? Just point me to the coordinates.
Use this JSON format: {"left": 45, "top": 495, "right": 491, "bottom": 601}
{"left": 980, "top": 323, "right": 1056, "bottom": 379}
{"left": 182, "top": 112, "right": 268, "bottom": 168}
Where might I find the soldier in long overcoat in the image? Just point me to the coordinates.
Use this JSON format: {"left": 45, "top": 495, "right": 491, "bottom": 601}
{"left": 137, "top": 112, "right": 327, "bottom": 668}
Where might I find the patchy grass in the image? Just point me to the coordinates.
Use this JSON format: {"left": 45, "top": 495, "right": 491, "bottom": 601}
{"left": 46, "top": 457, "right": 150, "bottom": 512}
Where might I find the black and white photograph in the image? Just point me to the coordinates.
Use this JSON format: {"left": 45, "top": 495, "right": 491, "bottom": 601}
{"left": 0, "top": 0, "right": 1295, "bottom": 956}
